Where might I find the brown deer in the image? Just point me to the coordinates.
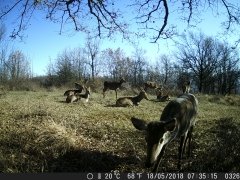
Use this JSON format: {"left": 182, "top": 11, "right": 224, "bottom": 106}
{"left": 144, "top": 81, "right": 161, "bottom": 91}
{"left": 116, "top": 89, "right": 149, "bottom": 107}
{"left": 157, "top": 94, "right": 171, "bottom": 102}
{"left": 64, "top": 79, "right": 88, "bottom": 96}
{"left": 131, "top": 93, "right": 198, "bottom": 172}
{"left": 156, "top": 88, "right": 170, "bottom": 102}
{"left": 66, "top": 87, "right": 91, "bottom": 103}
{"left": 75, "top": 78, "right": 89, "bottom": 91}
{"left": 64, "top": 89, "right": 83, "bottom": 96}
{"left": 103, "top": 78, "right": 126, "bottom": 99}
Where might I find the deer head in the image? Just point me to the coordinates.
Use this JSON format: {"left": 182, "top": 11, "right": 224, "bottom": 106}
{"left": 131, "top": 117, "right": 176, "bottom": 167}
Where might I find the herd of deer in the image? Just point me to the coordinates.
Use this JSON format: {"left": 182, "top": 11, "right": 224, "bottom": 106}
{"left": 64, "top": 78, "right": 173, "bottom": 105}
{"left": 64, "top": 79, "right": 197, "bottom": 172}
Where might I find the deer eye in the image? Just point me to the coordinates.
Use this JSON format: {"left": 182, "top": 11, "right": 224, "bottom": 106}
{"left": 159, "top": 138, "right": 163, "bottom": 144}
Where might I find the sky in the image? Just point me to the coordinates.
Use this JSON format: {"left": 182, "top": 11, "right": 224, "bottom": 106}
{"left": 1, "top": 1, "right": 239, "bottom": 76}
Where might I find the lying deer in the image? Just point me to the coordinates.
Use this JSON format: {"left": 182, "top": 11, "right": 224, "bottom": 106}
{"left": 157, "top": 94, "right": 171, "bottom": 102}
{"left": 156, "top": 89, "right": 170, "bottom": 102}
{"left": 66, "top": 87, "right": 91, "bottom": 103}
{"left": 75, "top": 78, "right": 88, "bottom": 90}
{"left": 103, "top": 78, "right": 126, "bottom": 99}
{"left": 64, "top": 89, "right": 83, "bottom": 96}
{"left": 116, "top": 89, "right": 149, "bottom": 107}
{"left": 131, "top": 93, "right": 198, "bottom": 172}
{"left": 144, "top": 81, "right": 161, "bottom": 91}
{"left": 64, "top": 79, "right": 88, "bottom": 96}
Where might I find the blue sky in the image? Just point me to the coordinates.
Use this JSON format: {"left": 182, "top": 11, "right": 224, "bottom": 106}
{"left": 1, "top": 1, "right": 239, "bottom": 76}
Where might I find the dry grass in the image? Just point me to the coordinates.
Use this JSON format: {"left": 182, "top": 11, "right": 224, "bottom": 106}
{"left": 0, "top": 90, "right": 239, "bottom": 173}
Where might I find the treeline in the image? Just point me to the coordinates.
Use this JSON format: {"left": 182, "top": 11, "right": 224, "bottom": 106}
{"left": 44, "top": 33, "right": 240, "bottom": 94}
{"left": 1, "top": 30, "right": 240, "bottom": 94}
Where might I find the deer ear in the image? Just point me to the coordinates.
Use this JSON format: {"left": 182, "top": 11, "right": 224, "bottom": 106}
{"left": 131, "top": 117, "right": 148, "bottom": 131}
{"left": 164, "top": 118, "right": 177, "bottom": 132}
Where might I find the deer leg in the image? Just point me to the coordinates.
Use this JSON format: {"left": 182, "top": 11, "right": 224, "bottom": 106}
{"left": 182, "top": 130, "right": 189, "bottom": 158}
{"left": 103, "top": 88, "right": 107, "bottom": 98}
{"left": 187, "top": 126, "right": 193, "bottom": 157}
{"left": 152, "top": 145, "right": 166, "bottom": 172}
{"left": 178, "top": 134, "right": 187, "bottom": 170}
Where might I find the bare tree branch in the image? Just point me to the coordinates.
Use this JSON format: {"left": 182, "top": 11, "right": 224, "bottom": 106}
{"left": 153, "top": 0, "right": 168, "bottom": 43}
{"left": 221, "top": 0, "right": 239, "bottom": 29}
{"left": 0, "top": 0, "right": 23, "bottom": 19}
{"left": 0, "top": 0, "right": 240, "bottom": 43}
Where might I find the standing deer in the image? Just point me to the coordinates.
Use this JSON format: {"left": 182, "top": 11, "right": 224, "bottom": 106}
{"left": 116, "top": 89, "right": 149, "bottom": 107}
{"left": 182, "top": 81, "right": 191, "bottom": 94}
{"left": 103, "top": 78, "right": 126, "bottom": 99}
{"left": 66, "top": 87, "right": 91, "bottom": 103}
{"left": 131, "top": 93, "right": 198, "bottom": 172}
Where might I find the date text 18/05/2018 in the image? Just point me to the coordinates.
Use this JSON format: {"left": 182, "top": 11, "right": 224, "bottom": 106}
{"left": 87, "top": 173, "right": 240, "bottom": 180}
{"left": 144, "top": 173, "right": 239, "bottom": 180}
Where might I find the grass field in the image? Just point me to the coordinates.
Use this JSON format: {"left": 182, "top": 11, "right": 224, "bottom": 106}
{"left": 0, "top": 89, "right": 240, "bottom": 173}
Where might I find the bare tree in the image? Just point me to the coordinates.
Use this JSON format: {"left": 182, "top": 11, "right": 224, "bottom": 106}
{"left": 216, "top": 43, "right": 240, "bottom": 94}
{"left": 156, "top": 55, "right": 173, "bottom": 85}
{"left": 176, "top": 33, "right": 220, "bottom": 93}
{"left": 176, "top": 32, "right": 240, "bottom": 94}
{"left": 6, "top": 50, "right": 30, "bottom": 80}
{"left": 0, "top": 24, "right": 8, "bottom": 83}
{"left": 101, "top": 48, "right": 132, "bottom": 80}
{"left": 0, "top": 1, "right": 239, "bottom": 43}
{"left": 85, "top": 35, "right": 100, "bottom": 81}
{"left": 131, "top": 46, "right": 148, "bottom": 86}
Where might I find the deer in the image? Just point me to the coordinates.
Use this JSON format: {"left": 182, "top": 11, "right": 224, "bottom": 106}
{"left": 131, "top": 93, "right": 198, "bottom": 172}
{"left": 157, "top": 94, "right": 171, "bottom": 102}
{"left": 75, "top": 78, "right": 89, "bottom": 91}
{"left": 156, "top": 88, "right": 170, "bottom": 102}
{"left": 64, "top": 88, "right": 83, "bottom": 96}
{"left": 64, "top": 79, "right": 88, "bottom": 96}
{"left": 103, "top": 78, "right": 126, "bottom": 100}
{"left": 144, "top": 81, "right": 161, "bottom": 91}
{"left": 182, "top": 81, "right": 191, "bottom": 94}
{"left": 116, "top": 89, "right": 149, "bottom": 107}
{"left": 66, "top": 87, "right": 91, "bottom": 103}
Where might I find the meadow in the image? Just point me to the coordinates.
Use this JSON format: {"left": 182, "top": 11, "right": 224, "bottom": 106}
{"left": 0, "top": 89, "right": 240, "bottom": 173}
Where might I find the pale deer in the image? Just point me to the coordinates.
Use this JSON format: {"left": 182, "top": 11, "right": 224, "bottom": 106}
{"left": 131, "top": 93, "right": 198, "bottom": 172}
{"left": 144, "top": 81, "right": 161, "bottom": 91}
{"left": 78, "top": 86, "right": 91, "bottom": 102}
{"left": 66, "top": 87, "right": 91, "bottom": 103}
{"left": 116, "top": 89, "right": 149, "bottom": 107}
{"left": 182, "top": 81, "right": 191, "bottom": 94}
{"left": 103, "top": 78, "right": 126, "bottom": 99}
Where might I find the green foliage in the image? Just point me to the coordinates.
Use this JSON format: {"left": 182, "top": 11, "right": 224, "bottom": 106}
{"left": 0, "top": 91, "right": 239, "bottom": 172}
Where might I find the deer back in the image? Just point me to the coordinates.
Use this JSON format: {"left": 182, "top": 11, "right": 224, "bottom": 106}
{"left": 116, "top": 97, "right": 134, "bottom": 107}
{"left": 160, "top": 93, "right": 198, "bottom": 137}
